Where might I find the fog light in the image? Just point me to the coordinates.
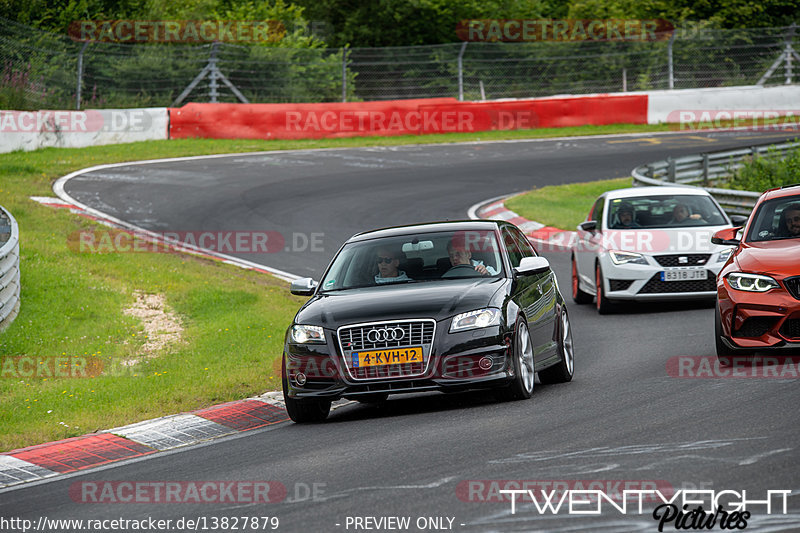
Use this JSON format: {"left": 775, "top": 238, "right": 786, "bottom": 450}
{"left": 478, "top": 357, "right": 493, "bottom": 370}
{"left": 295, "top": 373, "right": 307, "bottom": 386}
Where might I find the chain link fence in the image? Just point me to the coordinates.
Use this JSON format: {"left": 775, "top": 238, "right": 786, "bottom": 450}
{"left": 1, "top": 16, "right": 798, "bottom": 109}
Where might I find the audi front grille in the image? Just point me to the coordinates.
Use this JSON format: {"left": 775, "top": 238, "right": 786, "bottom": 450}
{"left": 337, "top": 319, "right": 436, "bottom": 381}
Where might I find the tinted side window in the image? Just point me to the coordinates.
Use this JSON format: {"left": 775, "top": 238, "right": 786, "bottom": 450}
{"left": 503, "top": 228, "right": 523, "bottom": 268}
{"left": 592, "top": 197, "right": 605, "bottom": 225}
{"left": 588, "top": 198, "right": 601, "bottom": 222}
{"left": 511, "top": 227, "right": 536, "bottom": 258}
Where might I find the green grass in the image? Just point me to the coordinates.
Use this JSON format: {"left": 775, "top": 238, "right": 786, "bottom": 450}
{"left": 505, "top": 177, "right": 634, "bottom": 230}
{"left": 0, "top": 123, "right": 669, "bottom": 451}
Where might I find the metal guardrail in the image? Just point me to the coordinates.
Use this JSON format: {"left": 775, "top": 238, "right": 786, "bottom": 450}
{"left": 632, "top": 141, "right": 800, "bottom": 215}
{"left": 0, "top": 205, "right": 21, "bottom": 332}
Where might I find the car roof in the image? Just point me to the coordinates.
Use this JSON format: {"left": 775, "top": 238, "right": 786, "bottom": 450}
{"left": 758, "top": 183, "right": 800, "bottom": 202}
{"left": 348, "top": 220, "right": 505, "bottom": 242}
{"left": 605, "top": 186, "right": 710, "bottom": 200}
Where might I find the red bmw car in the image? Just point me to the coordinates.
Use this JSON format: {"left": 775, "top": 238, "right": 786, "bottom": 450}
{"left": 712, "top": 184, "right": 800, "bottom": 359}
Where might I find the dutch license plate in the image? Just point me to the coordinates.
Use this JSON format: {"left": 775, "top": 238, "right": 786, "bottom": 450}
{"left": 352, "top": 347, "right": 423, "bottom": 368}
{"left": 660, "top": 269, "right": 708, "bottom": 282}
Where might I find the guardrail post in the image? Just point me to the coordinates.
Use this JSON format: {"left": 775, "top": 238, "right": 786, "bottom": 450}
{"left": 667, "top": 157, "right": 676, "bottom": 182}
{"left": 702, "top": 153, "right": 709, "bottom": 186}
{"left": 342, "top": 46, "right": 348, "bottom": 103}
{"left": 76, "top": 41, "right": 90, "bottom": 110}
{"left": 646, "top": 164, "right": 654, "bottom": 178}
{"left": 667, "top": 32, "right": 676, "bottom": 89}
{"left": 457, "top": 41, "right": 468, "bottom": 101}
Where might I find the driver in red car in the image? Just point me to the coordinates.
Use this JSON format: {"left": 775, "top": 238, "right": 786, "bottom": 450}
{"left": 777, "top": 202, "right": 800, "bottom": 237}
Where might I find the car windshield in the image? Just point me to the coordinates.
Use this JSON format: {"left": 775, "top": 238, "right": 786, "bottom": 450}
{"left": 746, "top": 195, "right": 800, "bottom": 242}
{"left": 606, "top": 194, "right": 727, "bottom": 229}
{"left": 319, "top": 229, "right": 504, "bottom": 292}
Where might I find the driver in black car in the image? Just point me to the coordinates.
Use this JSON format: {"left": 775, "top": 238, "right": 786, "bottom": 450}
{"left": 447, "top": 238, "right": 497, "bottom": 276}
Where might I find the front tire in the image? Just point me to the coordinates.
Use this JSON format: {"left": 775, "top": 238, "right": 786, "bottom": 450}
{"left": 496, "top": 318, "right": 535, "bottom": 401}
{"left": 572, "top": 255, "right": 593, "bottom": 304}
{"left": 595, "top": 263, "right": 615, "bottom": 315}
{"left": 539, "top": 307, "right": 575, "bottom": 384}
{"left": 282, "top": 359, "right": 331, "bottom": 423}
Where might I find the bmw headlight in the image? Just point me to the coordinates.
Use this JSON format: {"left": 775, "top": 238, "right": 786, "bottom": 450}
{"left": 290, "top": 325, "right": 326, "bottom": 344}
{"left": 450, "top": 308, "right": 501, "bottom": 332}
{"left": 609, "top": 250, "right": 648, "bottom": 265}
{"left": 716, "top": 248, "right": 733, "bottom": 263}
{"left": 726, "top": 273, "right": 779, "bottom": 292}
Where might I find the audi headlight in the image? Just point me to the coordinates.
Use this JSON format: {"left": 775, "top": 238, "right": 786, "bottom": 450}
{"left": 726, "top": 273, "right": 779, "bottom": 292}
{"left": 609, "top": 250, "right": 648, "bottom": 265}
{"left": 450, "top": 308, "right": 501, "bottom": 332}
{"left": 290, "top": 325, "right": 326, "bottom": 344}
{"left": 716, "top": 248, "right": 733, "bottom": 263}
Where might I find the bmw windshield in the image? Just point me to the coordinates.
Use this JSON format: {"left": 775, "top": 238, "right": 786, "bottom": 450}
{"left": 319, "top": 230, "right": 504, "bottom": 292}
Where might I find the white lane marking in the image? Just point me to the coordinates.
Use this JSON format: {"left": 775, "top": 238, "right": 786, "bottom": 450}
{"left": 107, "top": 414, "right": 235, "bottom": 451}
{"left": 738, "top": 448, "right": 792, "bottom": 466}
{"left": 0, "top": 456, "right": 59, "bottom": 488}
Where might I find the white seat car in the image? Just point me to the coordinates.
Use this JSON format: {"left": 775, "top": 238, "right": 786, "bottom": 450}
{"left": 571, "top": 186, "right": 746, "bottom": 313}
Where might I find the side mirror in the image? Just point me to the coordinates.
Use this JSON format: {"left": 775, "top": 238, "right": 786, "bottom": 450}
{"left": 579, "top": 221, "right": 597, "bottom": 232}
{"left": 711, "top": 227, "right": 742, "bottom": 246}
{"left": 730, "top": 215, "right": 749, "bottom": 226}
{"left": 515, "top": 256, "right": 550, "bottom": 276}
{"left": 290, "top": 277, "right": 318, "bottom": 296}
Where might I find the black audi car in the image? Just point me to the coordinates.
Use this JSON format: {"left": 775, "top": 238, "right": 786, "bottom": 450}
{"left": 282, "top": 220, "right": 575, "bottom": 422}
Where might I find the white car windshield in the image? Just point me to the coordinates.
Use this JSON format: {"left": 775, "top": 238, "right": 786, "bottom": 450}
{"left": 607, "top": 194, "right": 727, "bottom": 229}
{"left": 319, "top": 230, "right": 503, "bottom": 292}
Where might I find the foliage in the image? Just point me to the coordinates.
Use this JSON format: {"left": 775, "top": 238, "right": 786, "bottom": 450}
{"left": 726, "top": 144, "right": 800, "bottom": 192}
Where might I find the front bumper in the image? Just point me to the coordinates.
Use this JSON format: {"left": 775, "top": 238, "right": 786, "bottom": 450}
{"left": 599, "top": 254, "right": 724, "bottom": 301}
{"left": 283, "top": 324, "right": 513, "bottom": 400}
{"left": 718, "top": 283, "right": 800, "bottom": 349}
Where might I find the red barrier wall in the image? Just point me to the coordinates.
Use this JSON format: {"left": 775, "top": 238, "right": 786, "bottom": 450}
{"left": 169, "top": 95, "right": 647, "bottom": 140}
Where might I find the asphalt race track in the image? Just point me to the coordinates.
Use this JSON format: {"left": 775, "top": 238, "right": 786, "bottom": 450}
{"left": 2, "top": 130, "right": 800, "bottom": 532}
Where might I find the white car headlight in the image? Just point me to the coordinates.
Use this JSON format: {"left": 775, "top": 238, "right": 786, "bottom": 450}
{"left": 609, "top": 250, "right": 648, "bottom": 265}
{"left": 716, "top": 248, "right": 733, "bottom": 263}
{"left": 290, "top": 325, "right": 326, "bottom": 343}
{"left": 726, "top": 273, "right": 779, "bottom": 292}
{"left": 450, "top": 308, "right": 501, "bottom": 332}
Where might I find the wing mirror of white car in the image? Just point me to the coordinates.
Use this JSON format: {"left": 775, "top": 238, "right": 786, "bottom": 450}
{"left": 515, "top": 256, "right": 551, "bottom": 276}
{"left": 579, "top": 221, "right": 597, "bottom": 232}
{"left": 290, "top": 277, "right": 319, "bottom": 296}
{"left": 711, "top": 227, "right": 741, "bottom": 246}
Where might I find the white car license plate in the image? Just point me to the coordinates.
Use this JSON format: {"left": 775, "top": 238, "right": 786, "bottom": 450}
{"left": 660, "top": 269, "right": 707, "bottom": 282}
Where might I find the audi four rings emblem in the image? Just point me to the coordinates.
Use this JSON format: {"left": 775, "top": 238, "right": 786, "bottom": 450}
{"left": 367, "top": 327, "right": 405, "bottom": 343}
